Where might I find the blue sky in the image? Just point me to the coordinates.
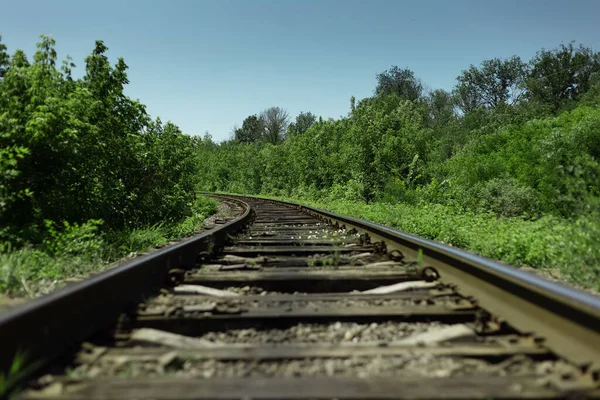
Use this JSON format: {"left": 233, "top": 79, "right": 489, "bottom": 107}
{"left": 1, "top": 0, "right": 599, "bottom": 141}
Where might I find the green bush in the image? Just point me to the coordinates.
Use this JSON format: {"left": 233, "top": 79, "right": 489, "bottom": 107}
{"left": 473, "top": 178, "right": 541, "bottom": 217}
{"left": 42, "top": 220, "right": 105, "bottom": 259}
{"left": 0, "top": 36, "right": 217, "bottom": 295}
{"left": 196, "top": 94, "right": 600, "bottom": 221}
{"left": 0, "top": 36, "right": 199, "bottom": 242}
{"left": 379, "top": 177, "right": 419, "bottom": 205}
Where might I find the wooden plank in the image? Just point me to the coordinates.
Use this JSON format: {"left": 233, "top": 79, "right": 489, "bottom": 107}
{"left": 253, "top": 220, "right": 322, "bottom": 225}
{"left": 22, "top": 376, "right": 564, "bottom": 399}
{"left": 234, "top": 239, "right": 356, "bottom": 246}
{"left": 218, "top": 264, "right": 261, "bottom": 271}
{"left": 254, "top": 217, "right": 320, "bottom": 222}
{"left": 169, "top": 290, "right": 457, "bottom": 302}
{"left": 148, "top": 305, "right": 476, "bottom": 318}
{"left": 134, "top": 307, "right": 477, "bottom": 332}
{"left": 251, "top": 223, "right": 328, "bottom": 228}
{"left": 239, "top": 233, "right": 354, "bottom": 239}
{"left": 211, "top": 256, "right": 384, "bottom": 268}
{"left": 187, "top": 269, "right": 412, "bottom": 282}
{"left": 99, "top": 341, "right": 551, "bottom": 361}
{"left": 222, "top": 246, "right": 374, "bottom": 256}
{"left": 249, "top": 225, "right": 330, "bottom": 231}
{"left": 185, "top": 269, "right": 418, "bottom": 293}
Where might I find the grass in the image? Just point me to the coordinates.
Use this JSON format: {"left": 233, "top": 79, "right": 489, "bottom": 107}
{"left": 0, "top": 351, "right": 26, "bottom": 397}
{"left": 0, "top": 195, "right": 218, "bottom": 297}
{"left": 251, "top": 193, "right": 600, "bottom": 292}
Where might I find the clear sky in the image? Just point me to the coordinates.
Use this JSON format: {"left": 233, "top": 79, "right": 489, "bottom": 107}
{"left": 1, "top": 0, "right": 599, "bottom": 141}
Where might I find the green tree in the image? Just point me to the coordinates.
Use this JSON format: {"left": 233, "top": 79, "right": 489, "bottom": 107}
{"left": 348, "top": 94, "right": 430, "bottom": 200}
{"left": 0, "top": 35, "right": 9, "bottom": 78}
{"left": 526, "top": 42, "right": 600, "bottom": 112}
{"left": 234, "top": 114, "right": 264, "bottom": 143}
{"left": 454, "top": 56, "right": 526, "bottom": 113}
{"left": 260, "top": 106, "right": 289, "bottom": 144}
{"left": 580, "top": 75, "right": 600, "bottom": 107}
{"left": 453, "top": 82, "right": 481, "bottom": 114}
{"left": 425, "top": 89, "right": 455, "bottom": 128}
{"left": 287, "top": 111, "right": 316, "bottom": 136}
{"left": 375, "top": 66, "right": 422, "bottom": 101}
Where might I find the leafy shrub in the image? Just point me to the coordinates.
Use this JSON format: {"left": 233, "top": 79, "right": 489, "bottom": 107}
{"left": 443, "top": 105, "right": 600, "bottom": 217}
{"left": 42, "top": 220, "right": 105, "bottom": 259}
{"left": 0, "top": 36, "right": 199, "bottom": 243}
{"left": 417, "top": 178, "right": 452, "bottom": 205}
{"left": 111, "top": 226, "right": 169, "bottom": 256}
{"left": 0, "top": 36, "right": 217, "bottom": 294}
{"left": 196, "top": 92, "right": 600, "bottom": 222}
{"left": 379, "top": 177, "right": 419, "bottom": 205}
{"left": 474, "top": 178, "right": 541, "bottom": 217}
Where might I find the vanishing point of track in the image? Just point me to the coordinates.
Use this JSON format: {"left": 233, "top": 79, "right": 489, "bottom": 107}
{"left": 2, "top": 194, "right": 600, "bottom": 399}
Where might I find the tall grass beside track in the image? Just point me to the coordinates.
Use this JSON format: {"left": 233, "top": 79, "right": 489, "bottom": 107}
{"left": 0, "top": 196, "right": 217, "bottom": 298}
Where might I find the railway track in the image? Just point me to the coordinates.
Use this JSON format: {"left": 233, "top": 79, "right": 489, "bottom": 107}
{"left": 2, "top": 195, "right": 600, "bottom": 399}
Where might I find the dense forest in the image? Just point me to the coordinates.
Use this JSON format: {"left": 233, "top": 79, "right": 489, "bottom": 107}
{"left": 1, "top": 35, "right": 599, "bottom": 294}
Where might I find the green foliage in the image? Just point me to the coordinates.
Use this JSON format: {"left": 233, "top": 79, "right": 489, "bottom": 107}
{"left": 0, "top": 195, "right": 217, "bottom": 295}
{"left": 260, "top": 106, "right": 290, "bottom": 144}
{"left": 526, "top": 42, "right": 600, "bottom": 113}
{"left": 580, "top": 74, "right": 600, "bottom": 107}
{"left": 0, "top": 143, "right": 29, "bottom": 223}
{"left": 198, "top": 95, "right": 600, "bottom": 220}
{"left": 0, "top": 36, "right": 199, "bottom": 241}
{"left": 375, "top": 66, "right": 422, "bottom": 101}
{"left": 0, "top": 350, "right": 26, "bottom": 397}
{"left": 424, "top": 89, "right": 455, "bottom": 130}
{"left": 474, "top": 178, "right": 540, "bottom": 218}
{"left": 0, "top": 34, "right": 9, "bottom": 78}
{"left": 42, "top": 219, "right": 104, "bottom": 259}
{"left": 234, "top": 114, "right": 264, "bottom": 143}
{"left": 444, "top": 105, "right": 600, "bottom": 216}
{"left": 454, "top": 56, "right": 526, "bottom": 112}
{"left": 287, "top": 111, "right": 316, "bottom": 137}
{"left": 0, "top": 36, "right": 215, "bottom": 294}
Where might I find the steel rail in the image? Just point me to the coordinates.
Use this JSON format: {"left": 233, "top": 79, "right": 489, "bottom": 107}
{"left": 0, "top": 197, "right": 253, "bottom": 393}
{"left": 215, "top": 194, "right": 600, "bottom": 375}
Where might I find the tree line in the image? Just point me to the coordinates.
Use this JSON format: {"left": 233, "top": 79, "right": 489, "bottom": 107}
{"left": 232, "top": 107, "right": 317, "bottom": 144}
{"left": 229, "top": 42, "right": 600, "bottom": 146}
{"left": 199, "top": 41, "right": 600, "bottom": 219}
{"left": 1, "top": 35, "right": 599, "bottom": 250}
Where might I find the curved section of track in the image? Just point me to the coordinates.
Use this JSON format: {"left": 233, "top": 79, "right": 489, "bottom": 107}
{"left": 2, "top": 195, "right": 600, "bottom": 399}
